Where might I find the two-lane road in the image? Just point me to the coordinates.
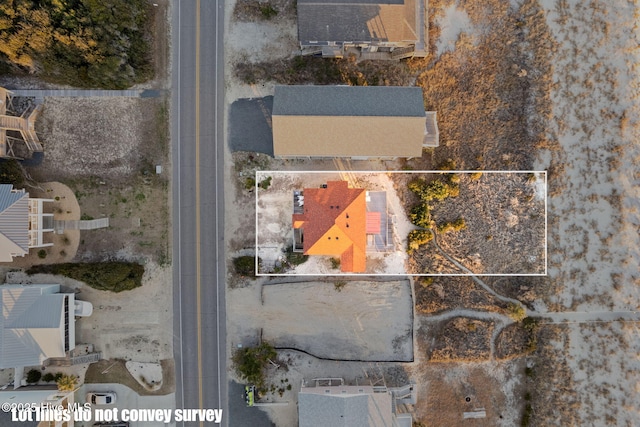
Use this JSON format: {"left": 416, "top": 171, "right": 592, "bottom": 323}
{"left": 171, "top": 0, "right": 227, "bottom": 425}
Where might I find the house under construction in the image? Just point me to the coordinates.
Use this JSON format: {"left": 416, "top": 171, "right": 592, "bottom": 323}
{"left": 0, "top": 87, "right": 43, "bottom": 159}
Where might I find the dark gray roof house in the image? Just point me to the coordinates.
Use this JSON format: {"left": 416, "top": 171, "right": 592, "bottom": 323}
{"left": 272, "top": 85, "right": 438, "bottom": 158}
{"left": 297, "top": 0, "right": 427, "bottom": 59}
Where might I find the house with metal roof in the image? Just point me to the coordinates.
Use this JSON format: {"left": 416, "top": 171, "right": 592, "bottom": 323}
{"left": 0, "top": 284, "right": 78, "bottom": 369}
{"left": 0, "top": 184, "right": 54, "bottom": 262}
{"left": 297, "top": 0, "right": 427, "bottom": 59}
{"left": 298, "top": 378, "right": 415, "bottom": 427}
{"left": 272, "top": 85, "right": 438, "bottom": 159}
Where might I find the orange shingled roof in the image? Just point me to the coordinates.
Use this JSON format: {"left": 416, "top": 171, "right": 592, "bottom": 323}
{"left": 292, "top": 181, "right": 367, "bottom": 272}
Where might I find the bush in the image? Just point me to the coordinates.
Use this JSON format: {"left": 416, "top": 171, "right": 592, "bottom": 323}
{"left": 259, "top": 176, "right": 272, "bottom": 190}
{"left": 437, "top": 218, "right": 466, "bottom": 233}
{"left": 37, "top": 249, "right": 47, "bottom": 259}
{"left": 285, "top": 247, "right": 308, "bottom": 266}
{"left": 27, "top": 262, "right": 144, "bottom": 292}
{"left": 233, "top": 256, "right": 258, "bottom": 277}
{"left": 56, "top": 374, "right": 78, "bottom": 392}
{"left": 42, "top": 373, "right": 55, "bottom": 382}
{"left": 0, "top": 159, "right": 25, "bottom": 187}
{"left": 409, "top": 178, "right": 458, "bottom": 202}
{"left": 259, "top": 4, "right": 278, "bottom": 19}
{"left": 408, "top": 230, "right": 433, "bottom": 252}
{"left": 507, "top": 303, "right": 527, "bottom": 322}
{"left": 26, "top": 369, "right": 42, "bottom": 384}
{"left": 244, "top": 177, "right": 256, "bottom": 190}
{"left": 232, "top": 342, "right": 277, "bottom": 389}
{"left": 329, "top": 258, "right": 341, "bottom": 269}
{"left": 409, "top": 203, "right": 431, "bottom": 227}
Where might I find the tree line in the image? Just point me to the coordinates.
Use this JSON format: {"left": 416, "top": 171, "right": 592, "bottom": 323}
{"left": 0, "top": 0, "right": 152, "bottom": 88}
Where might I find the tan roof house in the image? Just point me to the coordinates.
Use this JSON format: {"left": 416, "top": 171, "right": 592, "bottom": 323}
{"left": 272, "top": 85, "right": 438, "bottom": 159}
{"left": 0, "top": 184, "right": 54, "bottom": 262}
{"left": 298, "top": 0, "right": 427, "bottom": 59}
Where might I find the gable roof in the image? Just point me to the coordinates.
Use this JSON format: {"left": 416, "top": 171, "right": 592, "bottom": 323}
{"left": 293, "top": 181, "right": 367, "bottom": 272}
{"left": 297, "top": 0, "right": 417, "bottom": 44}
{"left": 298, "top": 386, "right": 393, "bottom": 427}
{"left": 0, "top": 284, "right": 71, "bottom": 368}
{"left": 273, "top": 85, "right": 430, "bottom": 158}
{"left": 0, "top": 184, "right": 29, "bottom": 262}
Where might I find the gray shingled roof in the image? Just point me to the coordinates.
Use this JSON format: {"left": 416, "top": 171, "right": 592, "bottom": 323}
{"left": 298, "top": 391, "right": 393, "bottom": 427}
{"left": 0, "top": 284, "right": 66, "bottom": 369}
{"left": 272, "top": 85, "right": 424, "bottom": 117}
{"left": 0, "top": 184, "right": 29, "bottom": 256}
{"left": 298, "top": 0, "right": 415, "bottom": 44}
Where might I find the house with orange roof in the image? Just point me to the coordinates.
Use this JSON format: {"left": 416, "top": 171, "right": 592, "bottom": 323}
{"left": 292, "top": 181, "right": 386, "bottom": 273}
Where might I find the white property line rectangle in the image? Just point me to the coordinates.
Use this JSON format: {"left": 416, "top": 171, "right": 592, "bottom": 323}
{"left": 255, "top": 170, "right": 547, "bottom": 277}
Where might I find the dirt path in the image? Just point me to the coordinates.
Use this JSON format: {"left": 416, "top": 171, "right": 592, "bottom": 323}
{"left": 430, "top": 228, "right": 525, "bottom": 308}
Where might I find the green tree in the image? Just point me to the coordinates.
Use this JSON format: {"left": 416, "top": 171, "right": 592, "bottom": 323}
{"left": 232, "top": 342, "right": 277, "bottom": 389}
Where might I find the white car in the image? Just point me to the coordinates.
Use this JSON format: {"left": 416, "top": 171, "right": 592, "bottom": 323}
{"left": 74, "top": 300, "right": 93, "bottom": 317}
{"left": 86, "top": 392, "right": 116, "bottom": 405}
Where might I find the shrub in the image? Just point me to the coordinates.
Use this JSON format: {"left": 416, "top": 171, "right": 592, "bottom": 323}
{"left": 259, "top": 176, "right": 272, "bottom": 190}
{"left": 330, "top": 258, "right": 341, "bottom": 269}
{"left": 37, "top": 249, "right": 47, "bottom": 259}
{"left": 470, "top": 172, "right": 483, "bottom": 181}
{"left": 285, "top": 248, "right": 308, "bottom": 266}
{"left": 0, "top": 159, "right": 25, "bottom": 187}
{"left": 56, "top": 374, "right": 78, "bottom": 392}
{"left": 408, "top": 230, "right": 433, "bottom": 252}
{"left": 232, "top": 342, "right": 277, "bottom": 389}
{"left": 26, "top": 369, "right": 42, "bottom": 384}
{"left": 437, "top": 218, "right": 466, "bottom": 233}
{"left": 42, "top": 373, "right": 55, "bottom": 382}
{"left": 409, "top": 203, "right": 431, "bottom": 227}
{"left": 260, "top": 4, "right": 278, "bottom": 19}
{"left": 244, "top": 177, "right": 256, "bottom": 190}
{"left": 507, "top": 303, "right": 527, "bottom": 322}
{"left": 27, "top": 262, "right": 144, "bottom": 292}
{"left": 334, "top": 281, "right": 346, "bottom": 292}
{"left": 233, "top": 256, "right": 258, "bottom": 277}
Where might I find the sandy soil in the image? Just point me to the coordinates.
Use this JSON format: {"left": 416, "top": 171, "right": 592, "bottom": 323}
{"left": 227, "top": 280, "right": 413, "bottom": 361}
{"left": 530, "top": 0, "right": 640, "bottom": 424}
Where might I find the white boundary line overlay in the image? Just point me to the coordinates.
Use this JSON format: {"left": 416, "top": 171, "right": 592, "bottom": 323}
{"left": 254, "top": 170, "right": 548, "bottom": 277}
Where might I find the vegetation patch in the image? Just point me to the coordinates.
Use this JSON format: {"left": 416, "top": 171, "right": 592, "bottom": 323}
{"left": 27, "top": 262, "right": 144, "bottom": 292}
{"left": 231, "top": 342, "right": 277, "bottom": 390}
{"left": 0, "top": 0, "right": 152, "bottom": 88}
{"left": 233, "top": 255, "right": 259, "bottom": 278}
{"left": 0, "top": 159, "right": 26, "bottom": 188}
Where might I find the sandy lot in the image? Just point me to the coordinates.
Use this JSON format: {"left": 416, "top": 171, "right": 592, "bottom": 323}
{"left": 227, "top": 280, "right": 413, "bottom": 361}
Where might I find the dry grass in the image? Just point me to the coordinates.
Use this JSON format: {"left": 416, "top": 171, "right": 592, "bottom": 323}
{"left": 415, "top": 276, "right": 511, "bottom": 315}
{"left": 424, "top": 317, "right": 494, "bottom": 362}
{"left": 398, "top": 173, "right": 545, "bottom": 275}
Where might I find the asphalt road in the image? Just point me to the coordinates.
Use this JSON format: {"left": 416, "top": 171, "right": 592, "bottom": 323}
{"left": 171, "top": 0, "right": 227, "bottom": 425}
